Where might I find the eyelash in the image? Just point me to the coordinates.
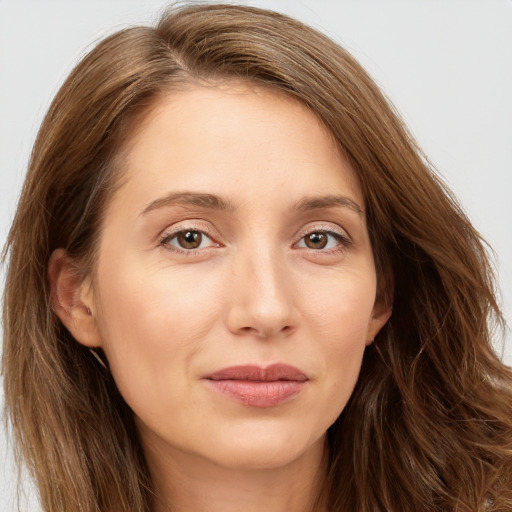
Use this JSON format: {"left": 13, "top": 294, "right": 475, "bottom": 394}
{"left": 295, "top": 227, "right": 352, "bottom": 254}
{"left": 159, "top": 226, "right": 219, "bottom": 255}
{"left": 158, "top": 225, "right": 352, "bottom": 255}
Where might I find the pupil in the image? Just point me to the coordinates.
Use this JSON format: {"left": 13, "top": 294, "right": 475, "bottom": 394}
{"left": 306, "top": 232, "right": 327, "bottom": 249}
{"left": 178, "top": 231, "right": 202, "bottom": 249}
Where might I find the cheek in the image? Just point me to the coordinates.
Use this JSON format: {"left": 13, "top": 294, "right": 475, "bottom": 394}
{"left": 301, "top": 271, "right": 376, "bottom": 420}
{"left": 93, "top": 257, "right": 223, "bottom": 406}
{"left": 303, "top": 267, "right": 376, "bottom": 343}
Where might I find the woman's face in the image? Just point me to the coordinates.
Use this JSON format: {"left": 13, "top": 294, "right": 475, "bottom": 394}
{"left": 70, "top": 82, "right": 390, "bottom": 470}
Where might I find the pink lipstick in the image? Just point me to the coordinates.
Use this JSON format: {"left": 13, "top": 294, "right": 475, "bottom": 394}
{"left": 203, "top": 363, "right": 308, "bottom": 407}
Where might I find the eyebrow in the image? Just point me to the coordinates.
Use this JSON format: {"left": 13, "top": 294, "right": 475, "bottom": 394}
{"left": 141, "top": 192, "right": 236, "bottom": 216}
{"left": 140, "top": 191, "right": 364, "bottom": 217}
{"left": 294, "top": 194, "right": 364, "bottom": 217}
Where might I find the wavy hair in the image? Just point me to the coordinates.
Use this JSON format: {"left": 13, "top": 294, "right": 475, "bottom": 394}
{"left": 3, "top": 4, "right": 512, "bottom": 511}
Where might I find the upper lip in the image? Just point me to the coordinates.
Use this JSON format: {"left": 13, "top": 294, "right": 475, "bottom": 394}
{"left": 204, "top": 363, "right": 308, "bottom": 382}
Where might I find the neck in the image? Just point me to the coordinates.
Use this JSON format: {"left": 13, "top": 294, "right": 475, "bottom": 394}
{"left": 142, "top": 433, "right": 329, "bottom": 512}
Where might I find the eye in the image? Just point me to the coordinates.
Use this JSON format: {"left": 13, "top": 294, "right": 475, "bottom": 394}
{"left": 296, "top": 230, "right": 350, "bottom": 251}
{"left": 161, "top": 230, "right": 216, "bottom": 251}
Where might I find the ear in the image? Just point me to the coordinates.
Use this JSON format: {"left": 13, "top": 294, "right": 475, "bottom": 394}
{"left": 48, "top": 248, "right": 102, "bottom": 348}
{"left": 366, "top": 275, "right": 393, "bottom": 346}
{"left": 366, "top": 302, "right": 392, "bottom": 346}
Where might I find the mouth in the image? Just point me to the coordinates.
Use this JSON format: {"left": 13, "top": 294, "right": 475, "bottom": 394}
{"left": 203, "top": 363, "right": 309, "bottom": 408}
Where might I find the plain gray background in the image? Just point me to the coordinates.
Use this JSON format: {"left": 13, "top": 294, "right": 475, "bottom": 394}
{"left": 1, "top": 1, "right": 511, "bottom": 510}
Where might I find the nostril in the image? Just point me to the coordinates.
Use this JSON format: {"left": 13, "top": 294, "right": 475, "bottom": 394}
{"left": 236, "top": 324, "right": 294, "bottom": 338}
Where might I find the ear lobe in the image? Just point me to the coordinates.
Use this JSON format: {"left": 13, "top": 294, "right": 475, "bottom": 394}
{"left": 48, "top": 249, "right": 102, "bottom": 348}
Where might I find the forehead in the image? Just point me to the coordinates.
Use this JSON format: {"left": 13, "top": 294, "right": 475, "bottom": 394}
{"left": 110, "top": 82, "right": 363, "bottom": 216}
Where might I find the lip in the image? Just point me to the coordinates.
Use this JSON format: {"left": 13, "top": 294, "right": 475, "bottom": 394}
{"left": 203, "top": 364, "right": 309, "bottom": 408}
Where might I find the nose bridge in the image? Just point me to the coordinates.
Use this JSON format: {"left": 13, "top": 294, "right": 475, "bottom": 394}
{"left": 227, "top": 240, "right": 297, "bottom": 338}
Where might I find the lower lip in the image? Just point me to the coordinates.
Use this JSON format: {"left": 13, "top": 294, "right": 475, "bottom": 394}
{"left": 205, "top": 379, "right": 306, "bottom": 407}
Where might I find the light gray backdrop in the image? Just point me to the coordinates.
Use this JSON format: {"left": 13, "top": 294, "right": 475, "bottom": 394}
{"left": 1, "top": 1, "right": 511, "bottom": 510}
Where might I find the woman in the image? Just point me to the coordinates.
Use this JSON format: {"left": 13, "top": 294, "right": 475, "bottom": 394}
{"left": 2, "top": 3, "right": 512, "bottom": 512}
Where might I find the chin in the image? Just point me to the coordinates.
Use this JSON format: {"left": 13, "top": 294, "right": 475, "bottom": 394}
{"left": 199, "top": 425, "right": 327, "bottom": 471}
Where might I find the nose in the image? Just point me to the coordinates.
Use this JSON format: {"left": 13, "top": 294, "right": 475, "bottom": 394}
{"left": 225, "top": 247, "right": 298, "bottom": 339}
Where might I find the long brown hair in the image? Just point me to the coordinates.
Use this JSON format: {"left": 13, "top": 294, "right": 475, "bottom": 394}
{"left": 3, "top": 4, "right": 512, "bottom": 511}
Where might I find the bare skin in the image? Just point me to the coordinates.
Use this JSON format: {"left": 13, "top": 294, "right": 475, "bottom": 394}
{"left": 142, "top": 426, "right": 328, "bottom": 512}
{"left": 50, "top": 82, "right": 391, "bottom": 512}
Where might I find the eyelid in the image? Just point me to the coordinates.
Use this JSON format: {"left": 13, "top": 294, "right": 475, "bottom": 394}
{"left": 156, "top": 220, "right": 352, "bottom": 255}
{"left": 158, "top": 221, "right": 221, "bottom": 253}
{"left": 294, "top": 223, "right": 353, "bottom": 251}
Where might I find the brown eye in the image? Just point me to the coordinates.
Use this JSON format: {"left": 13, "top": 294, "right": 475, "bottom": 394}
{"left": 296, "top": 229, "right": 350, "bottom": 252}
{"left": 304, "top": 232, "right": 328, "bottom": 249}
{"left": 176, "top": 231, "right": 203, "bottom": 249}
{"left": 161, "top": 229, "right": 216, "bottom": 251}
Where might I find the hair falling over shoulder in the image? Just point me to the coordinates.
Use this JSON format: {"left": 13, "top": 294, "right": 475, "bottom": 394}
{"left": 2, "top": 3, "right": 512, "bottom": 512}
